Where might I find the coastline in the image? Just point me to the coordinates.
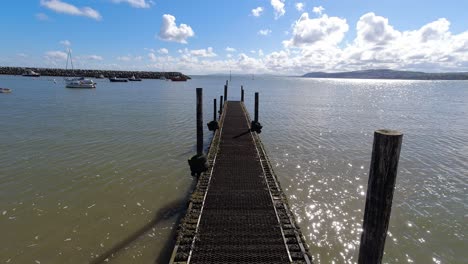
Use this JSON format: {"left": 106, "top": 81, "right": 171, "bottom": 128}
{"left": 0, "top": 66, "right": 190, "bottom": 80}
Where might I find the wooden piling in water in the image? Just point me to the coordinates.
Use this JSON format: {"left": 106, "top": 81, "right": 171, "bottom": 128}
{"left": 219, "top": 95, "right": 223, "bottom": 115}
{"left": 241, "top": 85, "right": 244, "bottom": 102}
{"left": 358, "top": 129, "right": 403, "bottom": 264}
{"left": 196, "top": 88, "right": 203, "bottom": 155}
{"left": 213, "top": 98, "right": 217, "bottom": 121}
{"left": 254, "top": 92, "right": 259, "bottom": 122}
{"left": 224, "top": 85, "right": 228, "bottom": 102}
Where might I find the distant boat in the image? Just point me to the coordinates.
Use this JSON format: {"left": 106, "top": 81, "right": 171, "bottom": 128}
{"left": 109, "top": 77, "right": 128, "bottom": 82}
{"left": 64, "top": 49, "right": 96, "bottom": 89}
{"left": 128, "top": 75, "right": 142, "bottom": 81}
{"left": 0, "top": 88, "right": 12, "bottom": 93}
{"left": 22, "top": 69, "right": 40, "bottom": 77}
{"left": 96, "top": 74, "right": 105, "bottom": 79}
{"left": 169, "top": 75, "right": 188, "bottom": 82}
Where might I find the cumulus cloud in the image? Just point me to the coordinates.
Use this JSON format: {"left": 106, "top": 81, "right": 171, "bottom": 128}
{"left": 190, "top": 47, "right": 217, "bottom": 57}
{"left": 225, "top": 47, "right": 236, "bottom": 52}
{"left": 111, "top": 0, "right": 153, "bottom": 8}
{"left": 271, "top": 0, "right": 285, "bottom": 19}
{"left": 85, "top": 55, "right": 103, "bottom": 61}
{"left": 60, "top": 40, "right": 71, "bottom": 46}
{"left": 45, "top": 50, "right": 68, "bottom": 60}
{"left": 158, "top": 48, "right": 169, "bottom": 54}
{"left": 312, "top": 6, "right": 324, "bottom": 15}
{"left": 355, "top": 12, "right": 400, "bottom": 46}
{"left": 284, "top": 13, "right": 349, "bottom": 47}
{"left": 148, "top": 53, "right": 157, "bottom": 61}
{"left": 252, "top": 7, "right": 263, "bottom": 17}
{"left": 258, "top": 29, "right": 272, "bottom": 36}
{"left": 158, "top": 14, "right": 194, "bottom": 44}
{"left": 40, "top": 0, "right": 102, "bottom": 20}
{"left": 295, "top": 3, "right": 304, "bottom": 12}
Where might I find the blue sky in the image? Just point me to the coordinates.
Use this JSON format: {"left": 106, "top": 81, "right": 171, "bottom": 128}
{"left": 1, "top": 0, "right": 467, "bottom": 74}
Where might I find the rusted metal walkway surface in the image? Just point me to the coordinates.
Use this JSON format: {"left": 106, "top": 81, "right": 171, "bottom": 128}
{"left": 170, "top": 101, "right": 311, "bottom": 263}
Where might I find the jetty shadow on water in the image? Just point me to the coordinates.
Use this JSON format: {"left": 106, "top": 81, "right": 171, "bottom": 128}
{"left": 90, "top": 180, "right": 196, "bottom": 264}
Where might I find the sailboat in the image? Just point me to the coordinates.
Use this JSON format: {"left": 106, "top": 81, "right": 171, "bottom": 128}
{"left": 64, "top": 49, "right": 96, "bottom": 89}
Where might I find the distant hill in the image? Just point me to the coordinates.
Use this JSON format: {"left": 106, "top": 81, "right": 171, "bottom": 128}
{"left": 302, "top": 69, "right": 468, "bottom": 80}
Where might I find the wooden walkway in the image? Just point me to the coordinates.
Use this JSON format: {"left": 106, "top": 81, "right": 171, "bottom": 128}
{"left": 170, "top": 101, "right": 311, "bottom": 263}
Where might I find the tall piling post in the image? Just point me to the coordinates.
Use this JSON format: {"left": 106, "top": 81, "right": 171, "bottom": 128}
{"left": 207, "top": 98, "right": 219, "bottom": 131}
{"left": 196, "top": 88, "right": 203, "bottom": 155}
{"left": 241, "top": 85, "right": 244, "bottom": 102}
{"left": 224, "top": 85, "right": 228, "bottom": 102}
{"left": 188, "top": 88, "right": 208, "bottom": 176}
{"left": 358, "top": 129, "right": 403, "bottom": 264}
{"left": 219, "top": 96, "right": 223, "bottom": 115}
{"left": 250, "top": 92, "right": 262, "bottom": 133}
{"left": 254, "top": 92, "right": 259, "bottom": 122}
{"left": 213, "top": 98, "right": 217, "bottom": 121}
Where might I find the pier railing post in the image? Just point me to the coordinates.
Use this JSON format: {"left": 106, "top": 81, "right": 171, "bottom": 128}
{"left": 219, "top": 96, "right": 223, "bottom": 115}
{"left": 250, "top": 92, "right": 262, "bottom": 133}
{"left": 241, "top": 85, "right": 244, "bottom": 102}
{"left": 358, "top": 129, "right": 403, "bottom": 264}
{"left": 188, "top": 88, "right": 208, "bottom": 176}
{"left": 224, "top": 85, "right": 228, "bottom": 102}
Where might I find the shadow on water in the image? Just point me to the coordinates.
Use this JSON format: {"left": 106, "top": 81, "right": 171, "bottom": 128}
{"left": 90, "top": 179, "right": 196, "bottom": 264}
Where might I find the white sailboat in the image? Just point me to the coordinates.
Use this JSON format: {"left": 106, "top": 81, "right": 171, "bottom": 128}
{"left": 65, "top": 49, "right": 96, "bottom": 89}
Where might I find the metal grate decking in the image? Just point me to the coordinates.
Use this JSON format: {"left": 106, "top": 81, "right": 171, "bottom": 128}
{"left": 170, "top": 101, "right": 311, "bottom": 264}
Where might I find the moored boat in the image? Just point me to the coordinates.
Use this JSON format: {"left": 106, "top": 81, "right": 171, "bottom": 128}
{"left": 22, "top": 70, "right": 40, "bottom": 77}
{"left": 109, "top": 77, "right": 128, "bottom": 82}
{"left": 0, "top": 88, "right": 12, "bottom": 93}
{"left": 128, "top": 75, "right": 142, "bottom": 81}
{"left": 169, "top": 75, "right": 188, "bottom": 82}
{"left": 66, "top": 77, "right": 96, "bottom": 89}
{"left": 64, "top": 49, "right": 96, "bottom": 89}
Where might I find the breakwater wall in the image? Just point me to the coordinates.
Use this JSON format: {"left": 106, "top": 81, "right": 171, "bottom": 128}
{"left": 0, "top": 66, "right": 190, "bottom": 80}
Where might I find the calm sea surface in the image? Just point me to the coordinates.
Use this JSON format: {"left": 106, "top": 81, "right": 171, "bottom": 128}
{"left": 0, "top": 75, "right": 466, "bottom": 263}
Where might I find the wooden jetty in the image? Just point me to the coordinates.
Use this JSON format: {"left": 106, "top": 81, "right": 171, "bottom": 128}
{"left": 170, "top": 91, "right": 311, "bottom": 263}
{"left": 171, "top": 84, "right": 403, "bottom": 264}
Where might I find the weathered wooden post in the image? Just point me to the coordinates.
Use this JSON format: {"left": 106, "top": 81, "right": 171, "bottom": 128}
{"left": 188, "top": 88, "right": 208, "bottom": 176}
{"left": 207, "top": 98, "right": 219, "bottom": 131}
{"left": 224, "top": 85, "right": 228, "bottom": 102}
{"left": 254, "top": 92, "right": 259, "bottom": 122}
{"left": 219, "top": 95, "right": 223, "bottom": 115}
{"left": 250, "top": 92, "right": 262, "bottom": 133}
{"left": 358, "top": 129, "right": 403, "bottom": 264}
{"left": 241, "top": 85, "right": 244, "bottom": 102}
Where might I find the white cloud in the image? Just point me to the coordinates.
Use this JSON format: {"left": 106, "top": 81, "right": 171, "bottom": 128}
{"left": 271, "top": 0, "right": 285, "bottom": 19}
{"left": 60, "top": 40, "right": 72, "bottom": 46}
{"left": 117, "top": 56, "right": 132, "bottom": 61}
{"left": 17, "top": 53, "right": 28, "bottom": 58}
{"left": 45, "top": 50, "right": 68, "bottom": 60}
{"left": 355, "top": 12, "right": 400, "bottom": 46}
{"left": 225, "top": 47, "right": 236, "bottom": 52}
{"left": 258, "top": 29, "right": 272, "bottom": 36}
{"left": 148, "top": 52, "right": 157, "bottom": 61}
{"left": 78, "top": 55, "right": 103, "bottom": 61}
{"left": 284, "top": 13, "right": 349, "bottom": 47}
{"left": 158, "top": 48, "right": 169, "bottom": 54}
{"left": 158, "top": 14, "right": 194, "bottom": 44}
{"left": 111, "top": 0, "right": 153, "bottom": 8}
{"left": 252, "top": 7, "right": 263, "bottom": 17}
{"left": 190, "top": 47, "right": 217, "bottom": 57}
{"left": 312, "top": 6, "right": 324, "bottom": 15}
{"left": 295, "top": 3, "right": 304, "bottom": 12}
{"left": 258, "top": 49, "right": 264, "bottom": 57}
{"left": 40, "top": 0, "right": 102, "bottom": 20}
{"left": 35, "top": 13, "right": 49, "bottom": 21}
